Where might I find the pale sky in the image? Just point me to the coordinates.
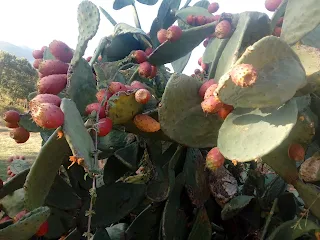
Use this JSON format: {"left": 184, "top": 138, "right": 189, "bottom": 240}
{"left": 0, "top": 0, "right": 271, "bottom": 74}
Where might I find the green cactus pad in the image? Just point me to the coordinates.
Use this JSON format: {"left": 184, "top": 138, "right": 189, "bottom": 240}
{"left": 217, "top": 99, "right": 298, "bottom": 162}
{"left": 9, "top": 159, "right": 30, "bottom": 175}
{"left": 60, "top": 98, "right": 96, "bottom": 171}
{"left": 280, "top": 0, "right": 320, "bottom": 45}
{"left": 148, "top": 22, "right": 216, "bottom": 65}
{"left": 214, "top": 11, "right": 270, "bottom": 80}
{"left": 107, "top": 91, "right": 143, "bottom": 125}
{"left": 106, "top": 223, "right": 128, "bottom": 239}
{"left": 98, "top": 130, "right": 131, "bottom": 158}
{"left": 183, "top": 148, "right": 210, "bottom": 207}
{"left": 221, "top": 195, "right": 254, "bottom": 220}
{"left": 301, "top": 25, "right": 320, "bottom": 49}
{"left": 187, "top": 207, "right": 212, "bottom": 240}
{"left": 193, "top": 0, "right": 210, "bottom": 8}
{"left": 113, "top": 0, "right": 134, "bottom": 10}
{"left": 171, "top": 52, "right": 191, "bottom": 73}
{"left": 0, "top": 206, "right": 50, "bottom": 240}
{"left": 114, "top": 141, "right": 139, "bottom": 169}
{"left": 137, "top": 0, "right": 158, "bottom": 5}
{"left": 103, "top": 156, "right": 132, "bottom": 186}
{"left": 270, "top": 0, "right": 288, "bottom": 31}
{"left": 94, "top": 61, "right": 126, "bottom": 88}
{"left": 18, "top": 114, "right": 42, "bottom": 132}
{"left": 93, "top": 228, "right": 111, "bottom": 240}
{"left": 92, "top": 182, "right": 146, "bottom": 226}
{"left": 0, "top": 189, "right": 25, "bottom": 218}
{"left": 146, "top": 166, "right": 170, "bottom": 202}
{"left": 159, "top": 74, "right": 223, "bottom": 148}
{"left": 0, "top": 169, "right": 29, "bottom": 199}
{"left": 216, "top": 36, "right": 307, "bottom": 108}
{"left": 27, "top": 91, "right": 37, "bottom": 101}
{"left": 175, "top": 6, "right": 212, "bottom": 21}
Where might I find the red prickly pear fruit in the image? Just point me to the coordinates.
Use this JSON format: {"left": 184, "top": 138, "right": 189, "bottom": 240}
{"left": 132, "top": 50, "right": 147, "bottom": 63}
{"left": 96, "top": 89, "right": 113, "bottom": 104}
{"left": 37, "top": 74, "right": 67, "bottom": 95}
{"left": 215, "top": 20, "right": 232, "bottom": 39}
{"left": 49, "top": 40, "right": 73, "bottom": 63}
{"left": 38, "top": 60, "right": 69, "bottom": 77}
{"left": 206, "top": 147, "right": 225, "bottom": 171}
{"left": 13, "top": 210, "right": 28, "bottom": 222}
{"left": 199, "top": 79, "right": 216, "bottom": 98}
{"left": 0, "top": 216, "right": 11, "bottom": 224}
{"left": 131, "top": 81, "right": 147, "bottom": 90}
{"left": 32, "top": 50, "right": 43, "bottom": 59}
{"left": 230, "top": 64, "right": 258, "bottom": 87}
{"left": 204, "top": 83, "right": 218, "bottom": 99}
{"left": 201, "top": 62, "right": 209, "bottom": 71}
{"left": 108, "top": 82, "right": 127, "bottom": 94}
{"left": 35, "top": 221, "right": 49, "bottom": 237}
{"left": 157, "top": 29, "right": 168, "bottom": 44}
{"left": 288, "top": 143, "right": 305, "bottom": 161}
{"left": 3, "top": 110, "right": 20, "bottom": 123}
{"left": 145, "top": 47, "right": 153, "bottom": 56}
{"left": 201, "top": 96, "right": 223, "bottom": 113}
{"left": 98, "top": 56, "right": 102, "bottom": 61}
{"left": 33, "top": 59, "right": 42, "bottom": 69}
{"left": 208, "top": 2, "right": 219, "bottom": 14}
{"left": 276, "top": 17, "right": 284, "bottom": 26}
{"left": 86, "top": 56, "right": 92, "bottom": 62}
{"left": 30, "top": 94, "right": 62, "bottom": 107}
{"left": 41, "top": 46, "right": 47, "bottom": 53}
{"left": 195, "top": 16, "right": 207, "bottom": 26}
{"left": 5, "top": 122, "right": 19, "bottom": 129}
{"left": 217, "top": 104, "right": 234, "bottom": 120}
{"left": 135, "top": 89, "right": 151, "bottom": 104}
{"left": 7, "top": 156, "right": 14, "bottom": 162}
{"left": 31, "top": 103, "right": 64, "bottom": 129}
{"left": 138, "top": 62, "right": 152, "bottom": 78}
{"left": 265, "top": 0, "right": 282, "bottom": 12}
{"left": 125, "top": 85, "right": 135, "bottom": 90}
{"left": 194, "top": 69, "right": 201, "bottom": 75}
{"left": 133, "top": 114, "right": 161, "bottom": 133}
{"left": 85, "top": 103, "right": 106, "bottom": 119}
{"left": 203, "top": 38, "right": 209, "bottom": 47}
{"left": 212, "top": 15, "right": 220, "bottom": 21}
{"left": 167, "top": 26, "right": 183, "bottom": 42}
{"left": 187, "top": 15, "right": 195, "bottom": 25}
{"left": 97, "top": 118, "right": 113, "bottom": 137}
{"left": 10, "top": 127, "right": 30, "bottom": 143}
{"left": 273, "top": 27, "right": 282, "bottom": 37}
{"left": 149, "top": 65, "right": 157, "bottom": 79}
{"left": 7, "top": 169, "right": 12, "bottom": 176}
{"left": 198, "top": 57, "right": 202, "bottom": 66}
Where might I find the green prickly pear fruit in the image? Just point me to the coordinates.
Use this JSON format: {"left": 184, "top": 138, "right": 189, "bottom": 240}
{"left": 145, "top": 47, "right": 153, "bottom": 56}
{"left": 133, "top": 114, "right": 160, "bottom": 132}
{"left": 37, "top": 74, "right": 67, "bottom": 95}
{"left": 33, "top": 59, "right": 42, "bottom": 69}
{"left": 85, "top": 103, "right": 106, "bottom": 118}
{"left": 273, "top": 27, "right": 282, "bottom": 37}
{"left": 38, "top": 60, "right": 69, "bottom": 77}
{"left": 206, "top": 147, "right": 225, "bottom": 171}
{"left": 217, "top": 104, "right": 234, "bottom": 120}
{"left": 149, "top": 65, "right": 157, "bottom": 79}
{"left": 35, "top": 221, "right": 49, "bottom": 237}
{"left": 230, "top": 64, "right": 258, "bottom": 87}
{"left": 108, "top": 82, "right": 127, "bottom": 94}
{"left": 196, "top": 16, "right": 206, "bottom": 26}
{"left": 265, "top": 0, "right": 282, "bottom": 12}
{"left": 276, "top": 17, "right": 284, "bottom": 27}
{"left": 131, "top": 81, "right": 147, "bottom": 89}
{"left": 204, "top": 83, "right": 218, "bottom": 99}
{"left": 31, "top": 103, "right": 65, "bottom": 129}
{"left": 132, "top": 50, "right": 147, "bottom": 63}
{"left": 135, "top": 89, "right": 151, "bottom": 104}
{"left": 5, "top": 122, "right": 19, "bottom": 129}
{"left": 3, "top": 110, "right": 20, "bottom": 123}
{"left": 30, "top": 94, "right": 62, "bottom": 107}
{"left": 208, "top": 2, "right": 219, "bottom": 14}
{"left": 201, "top": 96, "right": 223, "bottom": 113}
{"left": 138, "top": 62, "right": 152, "bottom": 78}
{"left": 157, "top": 29, "right": 168, "bottom": 44}
{"left": 96, "top": 89, "right": 113, "bottom": 104}
{"left": 187, "top": 15, "right": 195, "bottom": 25}
{"left": 32, "top": 50, "right": 43, "bottom": 59}
{"left": 288, "top": 143, "right": 305, "bottom": 161}
{"left": 97, "top": 118, "right": 113, "bottom": 137}
{"left": 49, "top": 40, "right": 73, "bottom": 63}
{"left": 199, "top": 79, "right": 216, "bottom": 98}
{"left": 10, "top": 127, "right": 30, "bottom": 143}
{"left": 215, "top": 20, "right": 232, "bottom": 39}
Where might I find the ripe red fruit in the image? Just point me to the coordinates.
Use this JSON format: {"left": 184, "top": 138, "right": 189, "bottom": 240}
{"left": 32, "top": 50, "right": 43, "bottom": 59}
{"left": 138, "top": 62, "right": 152, "bottom": 78}
{"left": 201, "top": 62, "right": 209, "bottom": 71}
{"left": 212, "top": 15, "right": 220, "bottom": 21}
{"left": 33, "top": 59, "right": 42, "bottom": 69}
{"left": 145, "top": 47, "right": 153, "bottom": 56}
{"left": 96, "top": 89, "right": 113, "bottom": 103}
{"left": 35, "top": 221, "right": 49, "bottom": 237}
{"left": 30, "top": 94, "right": 62, "bottom": 107}
{"left": 288, "top": 143, "right": 305, "bottom": 161}
{"left": 0, "top": 216, "right": 11, "bottom": 224}
{"left": 85, "top": 103, "right": 106, "bottom": 118}
{"left": 86, "top": 56, "right": 92, "bottom": 62}
{"left": 5, "top": 122, "right": 19, "bottom": 128}
{"left": 3, "top": 110, "right": 20, "bottom": 123}
{"left": 10, "top": 127, "right": 30, "bottom": 143}
{"left": 41, "top": 46, "right": 47, "bottom": 53}
{"left": 108, "top": 82, "right": 127, "bottom": 94}
{"left": 217, "top": 104, "right": 234, "bottom": 119}
{"left": 135, "top": 89, "right": 151, "bottom": 104}
{"left": 206, "top": 147, "right": 225, "bottom": 171}
{"left": 132, "top": 50, "right": 147, "bottom": 63}
{"left": 187, "top": 15, "right": 195, "bottom": 25}
{"left": 215, "top": 20, "right": 232, "bottom": 39}
{"left": 199, "top": 79, "right": 216, "bottom": 98}
{"left": 38, "top": 74, "right": 67, "bottom": 95}
{"left": 273, "top": 27, "right": 282, "bottom": 37}
{"left": 131, "top": 81, "right": 147, "bottom": 90}
{"left": 166, "top": 26, "right": 183, "bottom": 42}
{"left": 31, "top": 103, "right": 65, "bottom": 129}
{"left": 98, "top": 56, "right": 102, "bottom": 61}
{"left": 208, "top": 2, "right": 219, "bottom": 13}
{"left": 265, "top": 0, "right": 282, "bottom": 12}
{"left": 204, "top": 83, "right": 218, "bottom": 99}
{"left": 198, "top": 57, "right": 202, "bottom": 66}
{"left": 157, "top": 29, "right": 168, "bottom": 44}
{"left": 97, "top": 118, "right": 113, "bottom": 137}
{"left": 230, "top": 64, "right": 258, "bottom": 87}
{"left": 149, "top": 65, "right": 157, "bottom": 79}
{"left": 194, "top": 69, "right": 201, "bottom": 75}
{"left": 49, "top": 40, "right": 73, "bottom": 63}
{"left": 276, "top": 17, "right": 284, "bottom": 26}
{"left": 201, "top": 96, "right": 223, "bottom": 113}
{"left": 38, "top": 60, "right": 69, "bottom": 77}
{"left": 195, "top": 16, "right": 207, "bottom": 26}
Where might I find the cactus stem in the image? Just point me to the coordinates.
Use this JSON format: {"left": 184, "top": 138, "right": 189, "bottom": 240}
{"left": 261, "top": 198, "right": 278, "bottom": 239}
{"left": 129, "top": 68, "right": 139, "bottom": 83}
{"left": 99, "top": 6, "right": 117, "bottom": 26}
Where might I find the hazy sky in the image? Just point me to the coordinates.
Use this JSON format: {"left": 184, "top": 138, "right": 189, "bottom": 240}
{"left": 0, "top": 0, "right": 271, "bottom": 74}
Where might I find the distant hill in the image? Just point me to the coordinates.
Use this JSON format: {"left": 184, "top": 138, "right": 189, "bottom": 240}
{"left": 0, "top": 41, "right": 33, "bottom": 63}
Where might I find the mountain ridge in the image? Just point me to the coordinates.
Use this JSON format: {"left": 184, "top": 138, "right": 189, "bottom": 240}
{"left": 0, "top": 41, "right": 34, "bottom": 63}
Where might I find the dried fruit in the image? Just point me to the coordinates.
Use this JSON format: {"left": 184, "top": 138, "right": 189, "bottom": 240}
{"left": 108, "top": 82, "right": 127, "bottom": 94}
{"left": 85, "top": 103, "right": 106, "bottom": 118}
{"left": 38, "top": 60, "right": 69, "bottom": 77}
{"left": 201, "top": 96, "right": 223, "bottom": 113}
{"left": 131, "top": 80, "right": 147, "bottom": 89}
{"left": 133, "top": 114, "right": 160, "bottom": 132}
{"left": 32, "top": 50, "right": 43, "bottom": 59}
{"left": 215, "top": 20, "right": 232, "bottom": 39}
{"left": 97, "top": 118, "right": 113, "bottom": 137}
{"left": 149, "top": 65, "right": 157, "bottom": 79}
{"left": 5, "top": 122, "right": 19, "bottom": 128}
{"left": 31, "top": 103, "right": 65, "bottom": 129}
{"left": 204, "top": 83, "right": 218, "bottom": 99}
{"left": 199, "top": 79, "right": 216, "bottom": 98}
{"left": 138, "top": 62, "right": 152, "bottom": 78}
{"left": 186, "top": 15, "right": 195, "bottom": 25}
{"left": 265, "top": 0, "right": 282, "bottom": 12}
{"left": 166, "top": 26, "right": 183, "bottom": 42}
{"left": 217, "top": 104, "right": 234, "bottom": 119}
{"left": 35, "top": 221, "right": 49, "bottom": 237}
{"left": 37, "top": 74, "right": 67, "bottom": 95}
{"left": 273, "top": 26, "right": 282, "bottom": 37}
{"left": 145, "top": 47, "right": 153, "bottom": 56}
{"left": 33, "top": 59, "right": 42, "bottom": 69}
{"left": 230, "top": 64, "right": 258, "bottom": 87}
{"left": 132, "top": 50, "right": 147, "bottom": 63}
{"left": 3, "top": 110, "right": 20, "bottom": 123}
{"left": 288, "top": 143, "right": 305, "bottom": 161}
{"left": 135, "top": 89, "right": 151, "bottom": 104}
{"left": 206, "top": 147, "right": 225, "bottom": 171}
{"left": 49, "top": 40, "right": 73, "bottom": 63}
{"left": 96, "top": 89, "right": 113, "bottom": 103}
{"left": 208, "top": 2, "right": 219, "bottom": 14}
{"left": 195, "top": 16, "right": 207, "bottom": 26}
{"left": 30, "top": 94, "right": 62, "bottom": 107}
{"left": 157, "top": 29, "right": 168, "bottom": 44}
{"left": 10, "top": 127, "right": 30, "bottom": 143}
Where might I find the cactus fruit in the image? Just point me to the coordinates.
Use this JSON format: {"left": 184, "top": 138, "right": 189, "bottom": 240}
{"left": 198, "top": 57, "right": 202, "bottom": 66}
{"left": 201, "top": 62, "right": 209, "bottom": 71}
{"left": 3, "top": 110, "right": 20, "bottom": 123}
{"left": 97, "top": 118, "right": 113, "bottom": 137}
{"left": 33, "top": 59, "right": 42, "bottom": 69}
{"left": 215, "top": 20, "right": 232, "bottom": 39}
{"left": 166, "top": 26, "right": 183, "bottom": 42}
{"left": 96, "top": 89, "right": 113, "bottom": 103}
{"left": 229, "top": 64, "right": 258, "bottom": 87}
{"left": 196, "top": 16, "right": 207, "bottom": 26}
{"left": 288, "top": 143, "right": 305, "bottom": 161}
{"left": 30, "top": 94, "right": 62, "bottom": 107}
{"left": 157, "top": 29, "right": 168, "bottom": 44}
{"left": 49, "top": 40, "right": 73, "bottom": 63}
{"left": 265, "top": 0, "right": 282, "bottom": 12}
{"left": 145, "top": 47, "right": 153, "bottom": 56}
{"left": 85, "top": 103, "right": 106, "bottom": 118}
{"left": 133, "top": 114, "right": 160, "bottom": 132}
{"left": 204, "top": 83, "right": 218, "bottom": 99}
{"left": 206, "top": 147, "right": 225, "bottom": 171}
{"left": 203, "top": 38, "right": 209, "bottom": 47}
{"left": 13, "top": 210, "right": 28, "bottom": 222}
{"left": 35, "top": 221, "right": 49, "bottom": 237}
{"left": 273, "top": 27, "right": 282, "bottom": 37}
{"left": 187, "top": 15, "right": 195, "bottom": 25}
{"left": 31, "top": 103, "right": 65, "bottom": 129}
{"left": 131, "top": 80, "right": 147, "bottom": 89}
{"left": 149, "top": 65, "right": 157, "bottom": 78}
{"left": 208, "top": 2, "right": 219, "bottom": 14}
{"left": 217, "top": 104, "right": 234, "bottom": 120}
{"left": 38, "top": 60, "right": 69, "bottom": 77}
{"left": 201, "top": 96, "right": 223, "bottom": 113}
{"left": 135, "top": 89, "right": 151, "bottom": 104}
{"left": 199, "top": 79, "right": 216, "bottom": 98}
{"left": 32, "top": 50, "right": 43, "bottom": 59}
{"left": 132, "top": 50, "right": 147, "bottom": 63}
{"left": 37, "top": 74, "right": 67, "bottom": 95}
{"left": 276, "top": 17, "right": 284, "bottom": 26}
{"left": 138, "top": 62, "right": 153, "bottom": 78}
{"left": 86, "top": 56, "right": 92, "bottom": 62}
{"left": 108, "top": 82, "right": 127, "bottom": 94}
{"left": 194, "top": 69, "right": 201, "bottom": 75}
{"left": 10, "top": 127, "right": 30, "bottom": 143}
{"left": 5, "top": 122, "right": 19, "bottom": 128}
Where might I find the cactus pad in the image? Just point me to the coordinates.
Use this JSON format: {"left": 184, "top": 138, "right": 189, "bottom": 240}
{"left": 187, "top": 207, "right": 212, "bottom": 240}
{"left": 18, "top": 114, "right": 42, "bottom": 132}
{"left": 175, "top": 6, "right": 212, "bottom": 21}
{"left": 270, "top": 0, "right": 288, "bottom": 31}
{"left": 221, "top": 195, "right": 254, "bottom": 220}
{"left": 0, "top": 169, "right": 29, "bottom": 199}
{"left": 216, "top": 36, "right": 307, "bottom": 108}
{"left": 301, "top": 25, "right": 320, "bottom": 49}
{"left": 113, "top": 0, "right": 134, "bottom": 10}
{"left": 0, "top": 189, "right": 25, "bottom": 218}
{"left": 8, "top": 159, "right": 30, "bottom": 175}
{"left": 98, "top": 130, "right": 130, "bottom": 158}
